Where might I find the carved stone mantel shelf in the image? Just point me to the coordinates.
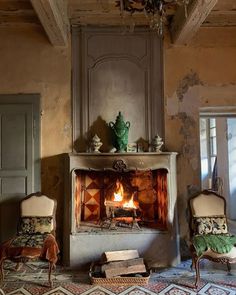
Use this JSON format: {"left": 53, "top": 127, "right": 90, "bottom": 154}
{"left": 64, "top": 152, "right": 179, "bottom": 269}
{"left": 68, "top": 152, "right": 178, "bottom": 171}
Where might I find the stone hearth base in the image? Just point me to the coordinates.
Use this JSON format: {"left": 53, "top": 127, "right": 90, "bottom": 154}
{"left": 68, "top": 229, "right": 180, "bottom": 269}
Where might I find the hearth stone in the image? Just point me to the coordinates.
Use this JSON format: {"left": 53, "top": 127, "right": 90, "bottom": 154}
{"left": 69, "top": 229, "right": 179, "bottom": 269}
{"left": 64, "top": 153, "right": 179, "bottom": 269}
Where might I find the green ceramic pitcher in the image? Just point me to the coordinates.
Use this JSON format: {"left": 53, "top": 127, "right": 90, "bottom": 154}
{"left": 109, "top": 112, "right": 130, "bottom": 153}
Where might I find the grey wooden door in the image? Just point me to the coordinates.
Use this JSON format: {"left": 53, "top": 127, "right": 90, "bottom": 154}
{"left": 0, "top": 94, "right": 40, "bottom": 241}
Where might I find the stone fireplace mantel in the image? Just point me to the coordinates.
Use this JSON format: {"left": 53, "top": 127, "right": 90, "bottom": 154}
{"left": 64, "top": 152, "right": 180, "bottom": 269}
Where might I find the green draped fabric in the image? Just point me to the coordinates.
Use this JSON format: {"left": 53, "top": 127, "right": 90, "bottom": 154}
{"left": 192, "top": 234, "right": 236, "bottom": 256}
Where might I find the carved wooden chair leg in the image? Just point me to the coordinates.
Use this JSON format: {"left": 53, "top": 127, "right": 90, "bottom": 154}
{"left": 191, "top": 256, "right": 196, "bottom": 271}
{"left": 48, "top": 261, "right": 54, "bottom": 288}
{"left": 194, "top": 256, "right": 201, "bottom": 288}
{"left": 0, "top": 259, "right": 4, "bottom": 282}
{"left": 227, "top": 261, "right": 231, "bottom": 273}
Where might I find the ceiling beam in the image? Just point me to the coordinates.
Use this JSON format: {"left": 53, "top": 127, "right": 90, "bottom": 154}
{"left": 170, "top": 0, "right": 218, "bottom": 45}
{"left": 30, "top": 0, "right": 69, "bottom": 46}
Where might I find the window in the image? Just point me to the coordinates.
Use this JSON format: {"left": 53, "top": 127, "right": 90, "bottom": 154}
{"left": 199, "top": 111, "right": 236, "bottom": 220}
{"left": 209, "top": 118, "right": 217, "bottom": 175}
{"left": 200, "top": 118, "right": 217, "bottom": 189}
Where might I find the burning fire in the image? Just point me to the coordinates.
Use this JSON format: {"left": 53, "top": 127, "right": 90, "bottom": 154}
{"left": 123, "top": 194, "right": 137, "bottom": 209}
{"left": 113, "top": 179, "right": 124, "bottom": 202}
{"left": 110, "top": 180, "right": 138, "bottom": 209}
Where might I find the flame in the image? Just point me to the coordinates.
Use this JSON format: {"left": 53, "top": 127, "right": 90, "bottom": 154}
{"left": 114, "top": 192, "right": 122, "bottom": 201}
{"left": 104, "top": 179, "right": 138, "bottom": 209}
{"left": 123, "top": 194, "right": 137, "bottom": 209}
{"left": 113, "top": 180, "right": 124, "bottom": 202}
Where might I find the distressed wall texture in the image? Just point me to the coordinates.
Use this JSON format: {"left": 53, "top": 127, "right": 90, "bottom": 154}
{"left": 164, "top": 27, "right": 236, "bottom": 248}
{"left": 0, "top": 26, "right": 71, "bottom": 245}
{"left": 1, "top": 25, "right": 236, "bottom": 257}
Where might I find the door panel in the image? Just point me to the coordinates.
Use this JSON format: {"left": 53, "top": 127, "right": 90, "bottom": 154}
{"left": 1, "top": 177, "right": 26, "bottom": 195}
{"left": 1, "top": 112, "right": 27, "bottom": 169}
{"left": 0, "top": 95, "right": 40, "bottom": 242}
{"left": 0, "top": 104, "right": 32, "bottom": 197}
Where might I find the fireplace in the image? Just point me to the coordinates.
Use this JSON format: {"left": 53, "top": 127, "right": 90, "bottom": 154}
{"left": 74, "top": 169, "right": 168, "bottom": 231}
{"left": 64, "top": 152, "right": 179, "bottom": 269}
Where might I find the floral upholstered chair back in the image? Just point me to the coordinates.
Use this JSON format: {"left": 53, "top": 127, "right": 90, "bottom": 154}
{"left": 19, "top": 194, "right": 56, "bottom": 236}
{"left": 189, "top": 190, "right": 227, "bottom": 236}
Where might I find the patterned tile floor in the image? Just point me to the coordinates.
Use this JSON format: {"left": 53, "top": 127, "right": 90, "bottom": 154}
{"left": 0, "top": 260, "right": 236, "bottom": 294}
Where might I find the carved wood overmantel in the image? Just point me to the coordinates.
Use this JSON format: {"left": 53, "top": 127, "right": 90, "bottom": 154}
{"left": 72, "top": 27, "right": 164, "bottom": 153}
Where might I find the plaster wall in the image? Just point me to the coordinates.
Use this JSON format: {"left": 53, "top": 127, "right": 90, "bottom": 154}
{"left": 164, "top": 27, "right": 236, "bottom": 251}
{"left": 0, "top": 26, "right": 71, "bottom": 244}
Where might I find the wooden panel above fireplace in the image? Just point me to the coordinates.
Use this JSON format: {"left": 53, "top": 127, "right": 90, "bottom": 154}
{"left": 72, "top": 27, "right": 163, "bottom": 152}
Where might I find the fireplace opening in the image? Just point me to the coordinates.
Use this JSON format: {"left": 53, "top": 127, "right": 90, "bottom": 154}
{"left": 74, "top": 169, "right": 168, "bottom": 231}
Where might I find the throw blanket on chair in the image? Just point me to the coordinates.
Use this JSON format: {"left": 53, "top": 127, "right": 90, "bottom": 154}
{"left": 0, "top": 234, "right": 59, "bottom": 264}
{"left": 192, "top": 234, "right": 236, "bottom": 256}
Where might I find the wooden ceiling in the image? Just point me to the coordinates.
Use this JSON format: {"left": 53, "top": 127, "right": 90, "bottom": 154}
{"left": 68, "top": 0, "right": 236, "bottom": 27}
{"left": 68, "top": 0, "right": 178, "bottom": 26}
{"left": 0, "top": 0, "right": 236, "bottom": 46}
{"left": 203, "top": 1, "right": 236, "bottom": 27}
{"left": 0, "top": 0, "right": 39, "bottom": 26}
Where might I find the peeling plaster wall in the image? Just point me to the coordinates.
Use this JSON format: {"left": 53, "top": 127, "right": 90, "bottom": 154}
{"left": 164, "top": 27, "right": 236, "bottom": 252}
{"left": 0, "top": 26, "right": 71, "bottom": 245}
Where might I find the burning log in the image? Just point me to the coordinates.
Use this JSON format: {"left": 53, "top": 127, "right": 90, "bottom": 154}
{"left": 104, "top": 200, "right": 123, "bottom": 208}
{"left": 103, "top": 178, "right": 141, "bottom": 229}
{"left": 114, "top": 208, "right": 135, "bottom": 218}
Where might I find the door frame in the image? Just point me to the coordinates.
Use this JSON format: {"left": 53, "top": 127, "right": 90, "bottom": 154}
{"left": 0, "top": 94, "right": 41, "bottom": 193}
{"left": 199, "top": 106, "right": 236, "bottom": 219}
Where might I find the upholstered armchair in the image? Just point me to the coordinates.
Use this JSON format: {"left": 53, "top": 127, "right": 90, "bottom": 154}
{"left": 0, "top": 192, "right": 59, "bottom": 287}
{"left": 189, "top": 190, "right": 236, "bottom": 288}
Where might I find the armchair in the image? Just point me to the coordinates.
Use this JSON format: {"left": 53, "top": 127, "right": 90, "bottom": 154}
{"left": 0, "top": 192, "right": 59, "bottom": 287}
{"left": 189, "top": 190, "right": 236, "bottom": 288}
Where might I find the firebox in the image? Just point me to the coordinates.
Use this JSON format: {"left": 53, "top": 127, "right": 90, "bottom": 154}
{"left": 64, "top": 152, "right": 179, "bottom": 269}
{"left": 74, "top": 169, "right": 168, "bottom": 231}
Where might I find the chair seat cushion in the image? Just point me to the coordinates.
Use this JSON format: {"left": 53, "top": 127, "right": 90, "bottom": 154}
{"left": 202, "top": 246, "right": 236, "bottom": 259}
{"left": 192, "top": 234, "right": 236, "bottom": 256}
{"left": 11, "top": 233, "right": 48, "bottom": 248}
